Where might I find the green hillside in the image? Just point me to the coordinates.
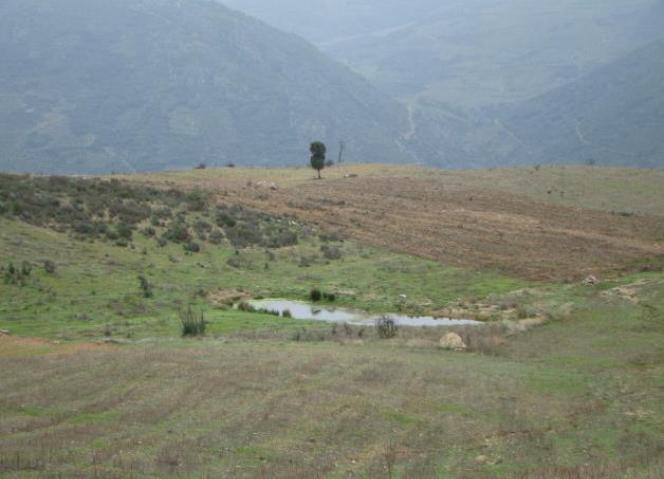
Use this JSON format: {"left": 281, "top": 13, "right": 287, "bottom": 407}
{"left": 0, "top": 0, "right": 410, "bottom": 174}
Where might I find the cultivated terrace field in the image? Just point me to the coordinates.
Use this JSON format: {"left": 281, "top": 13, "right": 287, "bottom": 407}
{"left": 1, "top": 166, "right": 663, "bottom": 478}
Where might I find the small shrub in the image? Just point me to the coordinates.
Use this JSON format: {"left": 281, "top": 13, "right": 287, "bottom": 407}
{"left": 194, "top": 219, "right": 212, "bottom": 233}
{"left": 138, "top": 275, "right": 153, "bottom": 298}
{"left": 116, "top": 222, "right": 133, "bottom": 240}
{"left": 142, "top": 226, "right": 156, "bottom": 237}
{"left": 180, "top": 307, "right": 206, "bottom": 336}
{"left": 44, "top": 260, "right": 57, "bottom": 274}
{"left": 20, "top": 261, "right": 32, "bottom": 277}
{"left": 183, "top": 241, "right": 201, "bottom": 253}
{"left": 226, "top": 255, "right": 251, "bottom": 269}
{"left": 321, "top": 245, "right": 342, "bottom": 260}
{"left": 309, "top": 288, "right": 322, "bottom": 302}
{"left": 164, "top": 222, "right": 191, "bottom": 243}
{"left": 237, "top": 301, "right": 256, "bottom": 312}
{"left": 4, "top": 262, "right": 28, "bottom": 286}
{"left": 282, "top": 309, "right": 292, "bottom": 318}
{"left": 323, "top": 292, "right": 337, "bottom": 302}
{"left": 216, "top": 211, "right": 237, "bottom": 228}
{"left": 208, "top": 229, "right": 224, "bottom": 245}
{"left": 375, "top": 317, "right": 398, "bottom": 339}
{"left": 186, "top": 190, "right": 208, "bottom": 212}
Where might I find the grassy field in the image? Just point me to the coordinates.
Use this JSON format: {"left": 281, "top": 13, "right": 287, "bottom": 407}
{"left": 0, "top": 215, "right": 525, "bottom": 341}
{"left": 1, "top": 166, "right": 663, "bottom": 478}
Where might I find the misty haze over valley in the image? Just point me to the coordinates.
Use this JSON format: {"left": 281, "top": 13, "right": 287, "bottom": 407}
{"left": 1, "top": 0, "right": 663, "bottom": 173}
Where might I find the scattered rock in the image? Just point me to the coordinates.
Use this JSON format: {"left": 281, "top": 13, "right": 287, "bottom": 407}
{"left": 583, "top": 275, "right": 599, "bottom": 286}
{"left": 0, "top": 329, "right": 11, "bottom": 336}
{"left": 439, "top": 332, "right": 467, "bottom": 351}
{"left": 344, "top": 173, "right": 358, "bottom": 178}
{"left": 474, "top": 455, "right": 488, "bottom": 465}
{"left": 269, "top": 182, "right": 279, "bottom": 191}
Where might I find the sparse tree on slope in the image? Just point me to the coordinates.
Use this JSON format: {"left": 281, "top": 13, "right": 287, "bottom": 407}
{"left": 310, "top": 141, "right": 326, "bottom": 179}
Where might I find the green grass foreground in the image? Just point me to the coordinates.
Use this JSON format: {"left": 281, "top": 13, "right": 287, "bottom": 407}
{"left": 1, "top": 279, "right": 663, "bottom": 478}
{"left": 1, "top": 167, "right": 663, "bottom": 478}
{"left": 1, "top": 216, "right": 663, "bottom": 477}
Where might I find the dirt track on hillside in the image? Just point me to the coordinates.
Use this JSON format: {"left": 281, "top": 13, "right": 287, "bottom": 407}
{"left": 134, "top": 169, "right": 664, "bottom": 281}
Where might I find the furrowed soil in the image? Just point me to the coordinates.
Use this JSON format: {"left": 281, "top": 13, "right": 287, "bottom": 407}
{"left": 125, "top": 165, "right": 664, "bottom": 281}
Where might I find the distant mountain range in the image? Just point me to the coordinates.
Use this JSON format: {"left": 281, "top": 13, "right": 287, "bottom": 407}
{"left": 0, "top": 0, "right": 410, "bottom": 174}
{"left": 224, "top": 0, "right": 664, "bottom": 169}
{"left": 223, "top": 0, "right": 664, "bottom": 106}
{"left": 407, "top": 39, "right": 664, "bottom": 168}
{"left": 0, "top": 0, "right": 662, "bottom": 173}
{"left": 496, "top": 40, "right": 664, "bottom": 168}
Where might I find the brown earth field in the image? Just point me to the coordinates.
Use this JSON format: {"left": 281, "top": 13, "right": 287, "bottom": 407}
{"left": 122, "top": 165, "right": 664, "bottom": 281}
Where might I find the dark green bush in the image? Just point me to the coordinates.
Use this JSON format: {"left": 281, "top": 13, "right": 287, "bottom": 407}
{"left": 20, "top": 261, "right": 32, "bottom": 277}
{"left": 163, "top": 222, "right": 191, "bottom": 243}
{"left": 180, "top": 307, "right": 207, "bottom": 336}
{"left": 208, "top": 230, "right": 224, "bottom": 245}
{"left": 237, "top": 302, "right": 256, "bottom": 312}
{"left": 3, "top": 262, "right": 27, "bottom": 286}
{"left": 186, "top": 190, "right": 208, "bottom": 212}
{"left": 321, "top": 245, "right": 343, "bottom": 260}
{"left": 184, "top": 241, "right": 201, "bottom": 253}
{"left": 138, "top": 275, "right": 153, "bottom": 298}
{"left": 309, "top": 288, "right": 322, "bottom": 302}
{"left": 116, "top": 222, "right": 133, "bottom": 240}
{"left": 216, "top": 211, "right": 237, "bottom": 228}
{"left": 375, "top": 317, "right": 398, "bottom": 339}
{"left": 44, "top": 260, "right": 57, "bottom": 274}
{"left": 323, "top": 292, "right": 337, "bottom": 302}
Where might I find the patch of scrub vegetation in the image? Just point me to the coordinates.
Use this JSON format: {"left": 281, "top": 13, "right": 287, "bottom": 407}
{"left": 0, "top": 173, "right": 302, "bottom": 252}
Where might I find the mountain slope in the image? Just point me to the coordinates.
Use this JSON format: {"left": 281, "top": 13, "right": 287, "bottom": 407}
{"left": 0, "top": 0, "right": 410, "bottom": 174}
{"left": 222, "top": 0, "right": 664, "bottom": 107}
{"left": 497, "top": 40, "right": 664, "bottom": 167}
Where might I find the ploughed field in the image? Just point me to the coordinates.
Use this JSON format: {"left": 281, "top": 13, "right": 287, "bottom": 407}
{"left": 1, "top": 166, "right": 663, "bottom": 478}
{"left": 128, "top": 165, "right": 664, "bottom": 281}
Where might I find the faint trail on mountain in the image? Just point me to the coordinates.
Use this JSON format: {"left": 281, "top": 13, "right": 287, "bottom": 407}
{"left": 493, "top": 119, "right": 530, "bottom": 150}
{"left": 575, "top": 119, "right": 593, "bottom": 145}
{"left": 403, "top": 101, "right": 418, "bottom": 140}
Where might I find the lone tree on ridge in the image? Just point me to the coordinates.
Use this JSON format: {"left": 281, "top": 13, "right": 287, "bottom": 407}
{"left": 310, "top": 141, "right": 326, "bottom": 179}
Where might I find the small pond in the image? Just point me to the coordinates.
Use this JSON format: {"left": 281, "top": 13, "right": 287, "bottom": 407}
{"left": 248, "top": 299, "right": 481, "bottom": 327}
